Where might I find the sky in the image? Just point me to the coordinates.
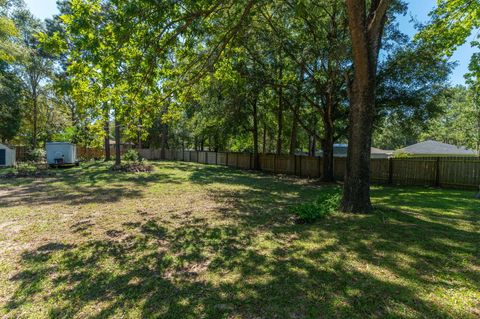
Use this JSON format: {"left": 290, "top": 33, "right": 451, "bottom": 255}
{"left": 24, "top": 0, "right": 476, "bottom": 85}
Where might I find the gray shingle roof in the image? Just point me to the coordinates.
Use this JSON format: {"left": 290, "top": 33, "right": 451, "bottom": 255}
{"left": 399, "top": 140, "right": 477, "bottom": 156}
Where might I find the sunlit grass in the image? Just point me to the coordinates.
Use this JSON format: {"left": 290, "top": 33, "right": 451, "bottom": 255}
{"left": 0, "top": 161, "right": 478, "bottom": 318}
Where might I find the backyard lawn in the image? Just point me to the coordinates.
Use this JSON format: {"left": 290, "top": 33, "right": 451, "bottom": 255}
{"left": 0, "top": 161, "right": 478, "bottom": 319}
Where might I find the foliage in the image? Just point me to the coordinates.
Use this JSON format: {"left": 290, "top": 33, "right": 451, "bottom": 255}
{"left": 26, "top": 148, "right": 45, "bottom": 162}
{"left": 15, "top": 162, "right": 37, "bottom": 175}
{"left": 122, "top": 149, "right": 142, "bottom": 163}
{"left": 291, "top": 187, "right": 341, "bottom": 223}
{"left": 421, "top": 86, "right": 479, "bottom": 153}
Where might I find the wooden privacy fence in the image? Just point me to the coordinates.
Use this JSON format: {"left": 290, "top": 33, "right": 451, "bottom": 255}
{"left": 137, "top": 149, "right": 480, "bottom": 190}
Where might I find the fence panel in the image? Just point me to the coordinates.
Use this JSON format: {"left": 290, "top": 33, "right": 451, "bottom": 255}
{"left": 217, "top": 152, "right": 227, "bottom": 165}
{"left": 259, "top": 154, "right": 275, "bottom": 172}
{"left": 145, "top": 149, "right": 480, "bottom": 189}
{"left": 237, "top": 153, "right": 251, "bottom": 169}
{"left": 206, "top": 152, "right": 217, "bottom": 164}
{"left": 371, "top": 159, "right": 390, "bottom": 183}
{"left": 227, "top": 153, "right": 238, "bottom": 167}
{"left": 299, "top": 156, "right": 321, "bottom": 178}
{"left": 392, "top": 158, "right": 436, "bottom": 186}
{"left": 275, "top": 155, "right": 295, "bottom": 175}
{"left": 439, "top": 157, "right": 480, "bottom": 188}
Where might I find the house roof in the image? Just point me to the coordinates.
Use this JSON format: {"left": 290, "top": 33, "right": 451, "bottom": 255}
{"left": 332, "top": 144, "right": 392, "bottom": 157}
{"left": 399, "top": 140, "right": 477, "bottom": 156}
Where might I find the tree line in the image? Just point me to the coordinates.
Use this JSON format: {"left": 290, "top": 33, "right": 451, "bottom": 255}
{"left": 1, "top": 0, "right": 479, "bottom": 211}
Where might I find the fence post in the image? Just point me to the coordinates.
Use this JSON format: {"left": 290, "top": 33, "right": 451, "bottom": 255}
{"left": 435, "top": 157, "right": 440, "bottom": 187}
{"left": 388, "top": 158, "right": 393, "bottom": 185}
{"left": 215, "top": 152, "right": 218, "bottom": 165}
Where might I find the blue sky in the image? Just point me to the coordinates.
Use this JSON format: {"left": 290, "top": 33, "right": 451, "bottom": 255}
{"left": 25, "top": 0, "right": 476, "bottom": 85}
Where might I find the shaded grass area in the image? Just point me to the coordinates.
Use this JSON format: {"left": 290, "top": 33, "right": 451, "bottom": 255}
{"left": 0, "top": 161, "right": 479, "bottom": 318}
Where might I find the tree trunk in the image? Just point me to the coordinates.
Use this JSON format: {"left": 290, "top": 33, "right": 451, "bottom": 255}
{"left": 32, "top": 88, "right": 38, "bottom": 149}
{"left": 137, "top": 118, "right": 143, "bottom": 151}
{"left": 276, "top": 78, "right": 283, "bottom": 155}
{"left": 114, "top": 117, "right": 121, "bottom": 166}
{"left": 104, "top": 119, "right": 111, "bottom": 161}
{"left": 252, "top": 95, "right": 260, "bottom": 170}
{"left": 262, "top": 121, "right": 267, "bottom": 154}
{"left": 160, "top": 122, "right": 168, "bottom": 160}
{"left": 290, "top": 65, "right": 304, "bottom": 156}
{"left": 309, "top": 134, "right": 316, "bottom": 157}
{"left": 321, "top": 100, "right": 335, "bottom": 182}
{"left": 341, "top": 0, "right": 391, "bottom": 213}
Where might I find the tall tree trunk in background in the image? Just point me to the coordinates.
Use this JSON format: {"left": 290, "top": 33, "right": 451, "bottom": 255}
{"left": 309, "top": 133, "right": 316, "bottom": 157}
{"left": 262, "top": 121, "right": 267, "bottom": 154}
{"left": 290, "top": 67, "right": 303, "bottom": 155}
{"left": 342, "top": 0, "right": 391, "bottom": 213}
{"left": 160, "top": 122, "right": 168, "bottom": 159}
{"left": 322, "top": 98, "right": 335, "bottom": 182}
{"left": 32, "top": 87, "right": 38, "bottom": 148}
{"left": 137, "top": 118, "right": 143, "bottom": 151}
{"left": 290, "top": 105, "right": 299, "bottom": 155}
{"left": 252, "top": 94, "right": 260, "bottom": 169}
{"left": 114, "top": 117, "right": 121, "bottom": 166}
{"left": 276, "top": 51, "right": 283, "bottom": 155}
{"left": 104, "top": 119, "right": 111, "bottom": 161}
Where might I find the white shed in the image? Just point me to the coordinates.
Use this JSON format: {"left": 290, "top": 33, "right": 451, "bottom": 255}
{"left": 0, "top": 143, "right": 16, "bottom": 167}
{"left": 46, "top": 142, "right": 77, "bottom": 165}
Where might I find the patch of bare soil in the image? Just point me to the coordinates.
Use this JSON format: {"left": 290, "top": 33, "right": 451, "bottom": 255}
{"left": 111, "top": 163, "right": 154, "bottom": 172}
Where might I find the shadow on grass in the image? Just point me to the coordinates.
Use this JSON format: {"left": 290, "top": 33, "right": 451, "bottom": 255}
{"left": 3, "top": 161, "right": 480, "bottom": 318}
{"left": 0, "top": 162, "right": 183, "bottom": 207}
{"left": 4, "top": 170, "right": 480, "bottom": 318}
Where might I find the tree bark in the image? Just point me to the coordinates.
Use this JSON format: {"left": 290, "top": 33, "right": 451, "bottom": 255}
{"left": 276, "top": 52, "right": 284, "bottom": 155}
{"left": 262, "top": 121, "right": 267, "bottom": 154}
{"left": 104, "top": 119, "right": 111, "bottom": 161}
{"left": 137, "top": 118, "right": 143, "bottom": 151}
{"left": 322, "top": 112, "right": 335, "bottom": 182}
{"left": 252, "top": 94, "right": 260, "bottom": 169}
{"left": 160, "top": 122, "right": 168, "bottom": 159}
{"left": 32, "top": 87, "right": 38, "bottom": 149}
{"left": 341, "top": 0, "right": 391, "bottom": 213}
{"left": 309, "top": 133, "right": 316, "bottom": 157}
{"left": 290, "top": 67, "right": 303, "bottom": 155}
{"left": 114, "top": 117, "right": 121, "bottom": 167}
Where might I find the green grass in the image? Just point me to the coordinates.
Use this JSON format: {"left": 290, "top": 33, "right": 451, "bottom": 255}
{"left": 0, "top": 161, "right": 478, "bottom": 318}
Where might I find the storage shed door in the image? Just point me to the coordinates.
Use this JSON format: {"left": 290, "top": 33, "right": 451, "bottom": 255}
{"left": 0, "top": 149, "right": 5, "bottom": 165}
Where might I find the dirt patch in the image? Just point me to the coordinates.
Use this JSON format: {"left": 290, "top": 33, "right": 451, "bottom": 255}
{"left": 111, "top": 163, "right": 153, "bottom": 173}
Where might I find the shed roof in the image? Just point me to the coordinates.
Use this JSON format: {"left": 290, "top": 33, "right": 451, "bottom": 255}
{"left": 0, "top": 143, "right": 14, "bottom": 150}
{"left": 398, "top": 140, "right": 477, "bottom": 156}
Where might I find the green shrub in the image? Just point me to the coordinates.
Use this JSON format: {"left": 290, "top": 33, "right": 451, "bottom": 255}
{"left": 122, "top": 149, "right": 143, "bottom": 163}
{"left": 16, "top": 162, "right": 38, "bottom": 175}
{"left": 291, "top": 188, "right": 341, "bottom": 223}
{"left": 27, "top": 148, "right": 46, "bottom": 162}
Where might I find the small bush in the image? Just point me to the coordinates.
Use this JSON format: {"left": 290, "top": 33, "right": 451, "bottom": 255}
{"left": 27, "top": 148, "right": 46, "bottom": 162}
{"left": 122, "top": 149, "right": 143, "bottom": 163}
{"left": 16, "top": 162, "right": 38, "bottom": 175}
{"left": 291, "top": 188, "right": 341, "bottom": 223}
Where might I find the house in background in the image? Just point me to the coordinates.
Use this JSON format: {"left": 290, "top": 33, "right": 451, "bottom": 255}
{"left": 316, "top": 144, "right": 393, "bottom": 159}
{"left": 396, "top": 140, "right": 477, "bottom": 157}
{"left": 0, "top": 143, "right": 16, "bottom": 167}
